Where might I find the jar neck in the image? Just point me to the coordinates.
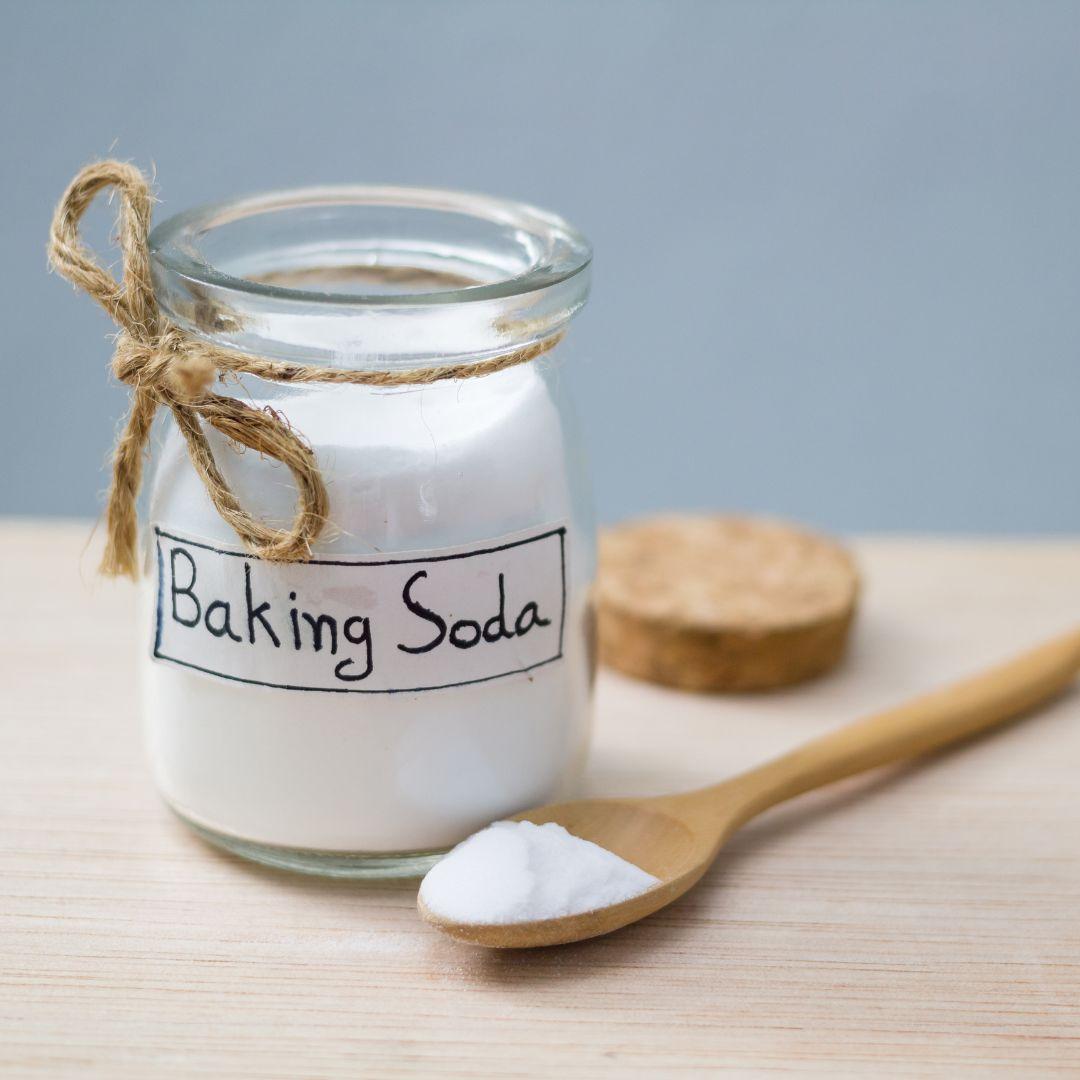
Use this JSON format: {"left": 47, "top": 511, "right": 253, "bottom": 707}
{"left": 151, "top": 263, "right": 588, "bottom": 368}
{"left": 148, "top": 184, "right": 591, "bottom": 369}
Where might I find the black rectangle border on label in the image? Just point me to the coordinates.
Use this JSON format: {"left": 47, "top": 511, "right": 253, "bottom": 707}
{"left": 152, "top": 525, "right": 568, "bottom": 695}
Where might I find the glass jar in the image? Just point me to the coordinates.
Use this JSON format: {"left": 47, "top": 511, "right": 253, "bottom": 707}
{"left": 141, "top": 184, "right": 595, "bottom": 877}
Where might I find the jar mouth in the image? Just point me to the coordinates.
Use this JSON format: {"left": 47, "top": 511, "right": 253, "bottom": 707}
{"left": 149, "top": 184, "right": 592, "bottom": 308}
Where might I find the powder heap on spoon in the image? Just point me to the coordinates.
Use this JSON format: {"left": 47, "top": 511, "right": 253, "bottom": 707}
{"left": 419, "top": 821, "right": 660, "bottom": 925}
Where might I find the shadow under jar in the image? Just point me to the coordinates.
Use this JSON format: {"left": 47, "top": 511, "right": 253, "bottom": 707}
{"left": 141, "top": 185, "right": 595, "bottom": 877}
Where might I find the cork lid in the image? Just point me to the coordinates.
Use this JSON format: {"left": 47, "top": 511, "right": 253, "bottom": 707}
{"left": 597, "top": 515, "right": 859, "bottom": 692}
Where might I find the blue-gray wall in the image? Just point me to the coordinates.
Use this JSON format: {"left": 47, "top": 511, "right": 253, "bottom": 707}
{"left": 4, "top": 1, "right": 1078, "bottom": 532}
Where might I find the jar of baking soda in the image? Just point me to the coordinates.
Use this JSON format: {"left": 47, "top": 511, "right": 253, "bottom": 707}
{"left": 49, "top": 164, "right": 596, "bottom": 877}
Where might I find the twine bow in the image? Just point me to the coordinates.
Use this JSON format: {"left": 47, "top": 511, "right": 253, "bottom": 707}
{"left": 48, "top": 161, "right": 559, "bottom": 579}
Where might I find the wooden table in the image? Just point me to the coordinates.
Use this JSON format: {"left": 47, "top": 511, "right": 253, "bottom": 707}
{"left": 2, "top": 522, "right": 1078, "bottom": 1077}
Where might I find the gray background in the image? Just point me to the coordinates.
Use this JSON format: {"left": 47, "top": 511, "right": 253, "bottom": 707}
{"left": 4, "top": 0, "right": 1078, "bottom": 533}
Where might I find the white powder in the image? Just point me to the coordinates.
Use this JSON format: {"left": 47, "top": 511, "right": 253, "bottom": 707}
{"left": 140, "top": 366, "right": 595, "bottom": 853}
{"left": 418, "top": 820, "right": 659, "bottom": 924}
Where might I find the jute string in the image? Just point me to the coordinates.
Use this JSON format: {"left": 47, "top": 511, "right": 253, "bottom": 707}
{"left": 48, "top": 161, "right": 559, "bottom": 579}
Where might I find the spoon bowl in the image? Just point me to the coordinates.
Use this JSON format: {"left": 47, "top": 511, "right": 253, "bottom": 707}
{"left": 418, "top": 795, "right": 726, "bottom": 948}
{"left": 420, "top": 628, "right": 1080, "bottom": 948}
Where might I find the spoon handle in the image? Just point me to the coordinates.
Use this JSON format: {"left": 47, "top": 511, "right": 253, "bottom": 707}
{"left": 723, "top": 627, "right": 1080, "bottom": 823}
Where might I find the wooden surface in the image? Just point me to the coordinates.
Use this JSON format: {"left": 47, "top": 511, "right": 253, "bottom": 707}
{"left": 2, "top": 522, "right": 1079, "bottom": 1077}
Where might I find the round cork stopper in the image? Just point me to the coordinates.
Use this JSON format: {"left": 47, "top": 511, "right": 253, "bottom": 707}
{"left": 597, "top": 515, "right": 859, "bottom": 692}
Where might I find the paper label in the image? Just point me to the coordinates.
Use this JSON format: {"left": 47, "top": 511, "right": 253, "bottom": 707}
{"left": 151, "top": 523, "right": 567, "bottom": 694}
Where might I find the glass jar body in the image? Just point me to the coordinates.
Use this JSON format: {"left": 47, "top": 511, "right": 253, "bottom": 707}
{"left": 141, "top": 358, "right": 595, "bottom": 875}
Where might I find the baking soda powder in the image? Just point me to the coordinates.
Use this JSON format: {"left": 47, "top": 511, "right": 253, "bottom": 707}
{"left": 419, "top": 821, "right": 659, "bottom": 924}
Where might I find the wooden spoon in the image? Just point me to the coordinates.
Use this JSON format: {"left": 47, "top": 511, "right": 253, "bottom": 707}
{"left": 419, "top": 627, "right": 1080, "bottom": 948}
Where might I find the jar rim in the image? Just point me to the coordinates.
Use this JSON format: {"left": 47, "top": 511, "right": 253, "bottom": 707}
{"left": 148, "top": 183, "right": 592, "bottom": 309}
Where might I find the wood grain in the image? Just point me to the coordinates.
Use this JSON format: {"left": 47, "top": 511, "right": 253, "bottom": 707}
{"left": 1, "top": 521, "right": 1078, "bottom": 1077}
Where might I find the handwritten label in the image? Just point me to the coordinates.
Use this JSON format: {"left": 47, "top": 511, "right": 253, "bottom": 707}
{"left": 151, "top": 524, "right": 567, "bottom": 694}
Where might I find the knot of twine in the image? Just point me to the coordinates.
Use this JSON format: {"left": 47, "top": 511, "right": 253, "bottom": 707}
{"left": 48, "top": 161, "right": 559, "bottom": 579}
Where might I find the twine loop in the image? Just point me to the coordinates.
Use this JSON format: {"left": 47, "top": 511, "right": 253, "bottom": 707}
{"left": 48, "top": 160, "right": 559, "bottom": 578}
